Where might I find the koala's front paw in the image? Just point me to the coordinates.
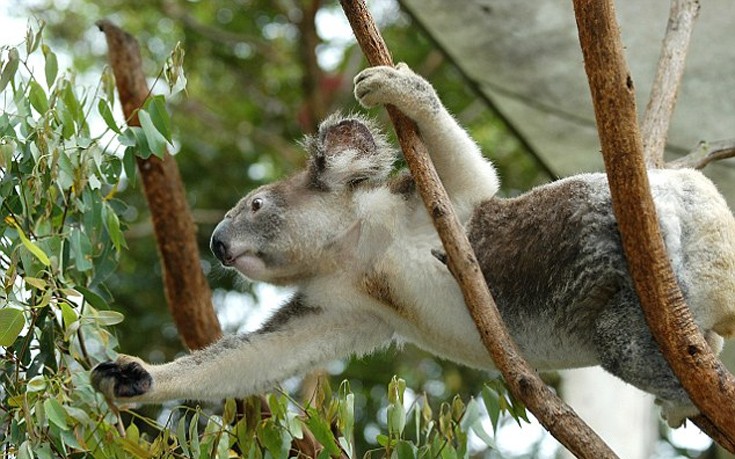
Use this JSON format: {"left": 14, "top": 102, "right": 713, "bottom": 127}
{"left": 354, "top": 63, "right": 438, "bottom": 117}
{"left": 91, "top": 355, "right": 152, "bottom": 400}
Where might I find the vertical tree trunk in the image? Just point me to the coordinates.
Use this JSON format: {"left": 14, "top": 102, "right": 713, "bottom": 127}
{"left": 571, "top": 0, "right": 735, "bottom": 446}
{"left": 97, "top": 20, "right": 221, "bottom": 350}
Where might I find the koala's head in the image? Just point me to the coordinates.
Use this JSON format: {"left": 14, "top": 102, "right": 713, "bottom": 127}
{"left": 210, "top": 113, "right": 395, "bottom": 285}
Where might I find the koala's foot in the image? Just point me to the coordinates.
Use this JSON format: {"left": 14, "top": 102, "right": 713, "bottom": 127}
{"left": 657, "top": 398, "right": 699, "bottom": 428}
{"left": 353, "top": 63, "right": 440, "bottom": 119}
{"left": 91, "top": 355, "right": 152, "bottom": 400}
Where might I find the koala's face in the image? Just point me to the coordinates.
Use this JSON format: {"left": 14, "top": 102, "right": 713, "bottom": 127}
{"left": 210, "top": 114, "right": 395, "bottom": 285}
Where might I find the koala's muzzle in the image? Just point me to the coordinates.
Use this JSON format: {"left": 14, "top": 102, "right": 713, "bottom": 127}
{"left": 210, "top": 219, "right": 234, "bottom": 265}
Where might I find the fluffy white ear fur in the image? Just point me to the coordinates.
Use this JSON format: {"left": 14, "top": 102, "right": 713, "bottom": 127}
{"left": 305, "top": 113, "right": 396, "bottom": 190}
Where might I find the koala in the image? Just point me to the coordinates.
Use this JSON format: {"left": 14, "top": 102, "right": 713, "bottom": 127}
{"left": 92, "top": 63, "right": 735, "bottom": 428}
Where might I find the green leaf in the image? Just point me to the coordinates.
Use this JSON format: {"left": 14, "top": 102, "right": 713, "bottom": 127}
{"left": 59, "top": 302, "right": 78, "bottom": 329}
{"left": 138, "top": 109, "right": 167, "bottom": 158}
{"left": 305, "top": 411, "right": 341, "bottom": 456}
{"left": 0, "top": 48, "right": 19, "bottom": 93}
{"left": 177, "top": 416, "right": 191, "bottom": 458}
{"left": 44, "top": 398, "right": 69, "bottom": 430}
{"left": 69, "top": 227, "right": 93, "bottom": 272}
{"left": 257, "top": 421, "right": 287, "bottom": 459}
{"left": 29, "top": 80, "right": 49, "bottom": 114}
{"left": 97, "top": 98, "right": 121, "bottom": 134}
{"left": 0, "top": 307, "right": 25, "bottom": 346}
{"left": 26, "top": 375, "right": 47, "bottom": 392}
{"left": 75, "top": 286, "right": 110, "bottom": 311}
{"left": 42, "top": 45, "right": 58, "bottom": 88}
{"left": 90, "top": 309, "right": 124, "bottom": 326}
{"left": 481, "top": 386, "right": 501, "bottom": 433}
{"left": 393, "top": 440, "right": 417, "bottom": 459}
{"left": 12, "top": 221, "right": 51, "bottom": 266}
{"left": 145, "top": 95, "right": 173, "bottom": 142}
{"left": 102, "top": 204, "right": 126, "bottom": 251}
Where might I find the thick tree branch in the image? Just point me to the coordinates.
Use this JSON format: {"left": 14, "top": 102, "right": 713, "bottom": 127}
{"left": 668, "top": 138, "right": 735, "bottom": 170}
{"left": 339, "top": 2, "right": 618, "bottom": 458}
{"left": 642, "top": 0, "right": 700, "bottom": 168}
{"left": 571, "top": 0, "right": 735, "bottom": 446}
{"left": 97, "top": 20, "right": 221, "bottom": 351}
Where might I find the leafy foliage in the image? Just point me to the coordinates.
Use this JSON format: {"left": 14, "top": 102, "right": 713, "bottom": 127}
{"left": 0, "top": 22, "right": 536, "bottom": 458}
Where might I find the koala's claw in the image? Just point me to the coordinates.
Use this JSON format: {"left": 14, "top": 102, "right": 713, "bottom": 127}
{"left": 353, "top": 65, "right": 408, "bottom": 109}
{"left": 91, "top": 355, "right": 152, "bottom": 400}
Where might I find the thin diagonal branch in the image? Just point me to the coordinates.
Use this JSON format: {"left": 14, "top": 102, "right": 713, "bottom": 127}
{"left": 339, "top": 2, "right": 618, "bottom": 458}
{"left": 642, "top": 0, "right": 700, "bottom": 168}
{"left": 668, "top": 138, "right": 735, "bottom": 170}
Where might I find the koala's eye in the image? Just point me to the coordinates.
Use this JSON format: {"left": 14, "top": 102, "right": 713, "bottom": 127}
{"left": 251, "top": 197, "right": 263, "bottom": 213}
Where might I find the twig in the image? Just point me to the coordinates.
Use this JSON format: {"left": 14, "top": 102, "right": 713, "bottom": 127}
{"left": 641, "top": 0, "right": 700, "bottom": 168}
{"left": 668, "top": 138, "right": 735, "bottom": 169}
{"left": 339, "top": 2, "right": 618, "bottom": 458}
{"left": 572, "top": 0, "right": 735, "bottom": 445}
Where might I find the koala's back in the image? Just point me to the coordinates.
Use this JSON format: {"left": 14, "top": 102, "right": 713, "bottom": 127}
{"left": 467, "top": 169, "right": 735, "bottom": 356}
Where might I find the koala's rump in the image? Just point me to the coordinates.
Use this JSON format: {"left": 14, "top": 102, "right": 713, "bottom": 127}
{"left": 466, "top": 170, "right": 735, "bottom": 346}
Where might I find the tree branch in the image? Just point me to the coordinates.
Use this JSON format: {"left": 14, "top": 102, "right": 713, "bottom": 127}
{"left": 339, "top": 2, "right": 618, "bottom": 458}
{"left": 571, "top": 0, "right": 735, "bottom": 445}
{"left": 97, "top": 19, "right": 222, "bottom": 351}
{"left": 668, "top": 138, "right": 735, "bottom": 170}
{"left": 641, "top": 0, "right": 700, "bottom": 168}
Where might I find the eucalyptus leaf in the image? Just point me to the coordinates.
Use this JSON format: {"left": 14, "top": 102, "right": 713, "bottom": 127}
{"left": 98, "top": 98, "right": 121, "bottom": 134}
{"left": 0, "top": 306, "right": 25, "bottom": 346}
{"left": 44, "top": 398, "right": 69, "bottom": 430}
{"left": 42, "top": 44, "right": 58, "bottom": 88}
{"left": 0, "top": 47, "right": 19, "bottom": 93}
{"left": 29, "top": 80, "right": 49, "bottom": 114}
{"left": 138, "top": 109, "right": 167, "bottom": 158}
{"left": 13, "top": 222, "right": 51, "bottom": 266}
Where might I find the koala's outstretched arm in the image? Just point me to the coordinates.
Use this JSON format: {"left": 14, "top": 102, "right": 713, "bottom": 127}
{"left": 92, "top": 296, "right": 394, "bottom": 403}
{"left": 354, "top": 64, "right": 499, "bottom": 210}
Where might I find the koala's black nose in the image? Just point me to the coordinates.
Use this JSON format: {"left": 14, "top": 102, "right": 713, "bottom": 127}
{"left": 210, "top": 235, "right": 229, "bottom": 264}
{"left": 210, "top": 221, "right": 232, "bottom": 265}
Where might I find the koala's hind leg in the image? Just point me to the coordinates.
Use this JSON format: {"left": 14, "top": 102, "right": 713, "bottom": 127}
{"left": 593, "top": 289, "right": 697, "bottom": 427}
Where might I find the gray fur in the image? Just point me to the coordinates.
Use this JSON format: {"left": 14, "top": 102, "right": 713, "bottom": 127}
{"left": 91, "top": 64, "right": 735, "bottom": 428}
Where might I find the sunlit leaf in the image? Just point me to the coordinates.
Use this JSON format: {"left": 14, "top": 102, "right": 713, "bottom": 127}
{"left": 138, "top": 109, "right": 167, "bottom": 158}
{"left": 11, "top": 220, "right": 51, "bottom": 266}
{"left": 27, "top": 375, "right": 47, "bottom": 392}
{"left": 90, "top": 309, "right": 124, "bottom": 326}
{"left": 60, "top": 302, "right": 78, "bottom": 329}
{"left": 0, "top": 306, "right": 25, "bottom": 346}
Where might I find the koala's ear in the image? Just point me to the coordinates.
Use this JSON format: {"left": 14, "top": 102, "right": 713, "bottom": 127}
{"left": 306, "top": 114, "right": 395, "bottom": 190}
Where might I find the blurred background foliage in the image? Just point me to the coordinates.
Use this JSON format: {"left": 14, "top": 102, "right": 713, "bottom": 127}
{"left": 7, "top": 0, "right": 550, "bottom": 452}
